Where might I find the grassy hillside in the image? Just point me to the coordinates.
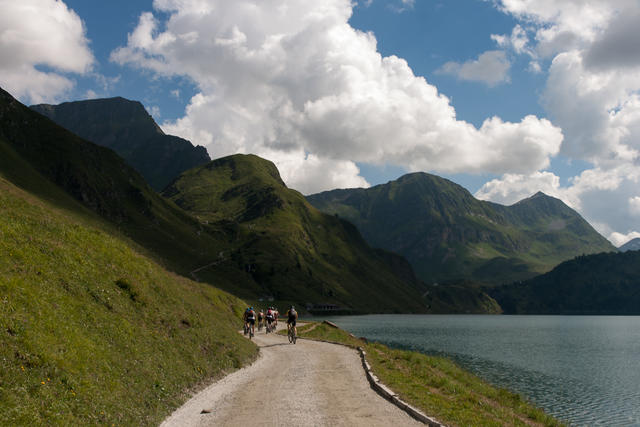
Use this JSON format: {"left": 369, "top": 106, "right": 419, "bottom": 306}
{"left": 31, "top": 98, "right": 210, "bottom": 191}
{"left": 0, "top": 87, "right": 235, "bottom": 279}
{"left": 308, "top": 173, "right": 614, "bottom": 285}
{"left": 163, "top": 154, "right": 428, "bottom": 313}
{"left": 3, "top": 87, "right": 433, "bottom": 313}
{"left": 490, "top": 251, "right": 640, "bottom": 314}
{"left": 0, "top": 176, "right": 256, "bottom": 425}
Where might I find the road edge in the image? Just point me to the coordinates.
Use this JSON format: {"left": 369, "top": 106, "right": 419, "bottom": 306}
{"left": 357, "top": 346, "right": 444, "bottom": 427}
{"left": 296, "top": 334, "right": 445, "bottom": 427}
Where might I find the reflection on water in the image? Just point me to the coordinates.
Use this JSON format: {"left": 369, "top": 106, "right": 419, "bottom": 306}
{"left": 319, "top": 315, "right": 640, "bottom": 426}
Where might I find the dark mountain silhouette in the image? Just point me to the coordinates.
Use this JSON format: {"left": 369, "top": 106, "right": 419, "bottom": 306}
{"left": 31, "top": 97, "right": 210, "bottom": 191}
{"left": 619, "top": 237, "right": 640, "bottom": 252}
{"left": 489, "top": 251, "right": 640, "bottom": 314}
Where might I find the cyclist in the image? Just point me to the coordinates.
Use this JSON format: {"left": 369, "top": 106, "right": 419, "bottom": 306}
{"left": 257, "top": 309, "right": 264, "bottom": 331}
{"left": 243, "top": 306, "right": 256, "bottom": 336}
{"left": 274, "top": 307, "right": 279, "bottom": 327}
{"left": 265, "top": 306, "right": 274, "bottom": 332}
{"left": 286, "top": 305, "right": 298, "bottom": 337}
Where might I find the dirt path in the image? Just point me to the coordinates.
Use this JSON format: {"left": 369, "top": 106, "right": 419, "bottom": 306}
{"left": 161, "top": 324, "right": 422, "bottom": 426}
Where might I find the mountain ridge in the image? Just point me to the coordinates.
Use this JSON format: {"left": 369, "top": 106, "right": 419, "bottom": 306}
{"left": 162, "top": 153, "right": 430, "bottom": 313}
{"left": 489, "top": 250, "right": 640, "bottom": 314}
{"left": 307, "top": 172, "right": 615, "bottom": 285}
{"left": 30, "top": 97, "right": 211, "bottom": 191}
{"left": 2, "top": 87, "right": 433, "bottom": 313}
{"left": 619, "top": 237, "right": 640, "bottom": 252}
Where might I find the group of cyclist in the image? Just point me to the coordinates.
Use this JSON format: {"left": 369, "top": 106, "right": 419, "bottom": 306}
{"left": 243, "top": 305, "right": 298, "bottom": 339}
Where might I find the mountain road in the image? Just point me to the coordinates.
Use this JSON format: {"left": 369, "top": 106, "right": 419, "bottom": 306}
{"left": 161, "top": 323, "right": 422, "bottom": 426}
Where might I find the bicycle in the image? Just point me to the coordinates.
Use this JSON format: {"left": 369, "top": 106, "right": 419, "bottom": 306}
{"left": 287, "top": 324, "right": 296, "bottom": 344}
{"left": 244, "top": 322, "right": 254, "bottom": 339}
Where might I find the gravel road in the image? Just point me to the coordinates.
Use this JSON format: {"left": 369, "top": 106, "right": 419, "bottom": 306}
{"left": 161, "top": 323, "right": 422, "bottom": 426}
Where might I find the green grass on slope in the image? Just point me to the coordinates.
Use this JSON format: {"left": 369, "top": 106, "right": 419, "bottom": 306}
{"left": 163, "top": 154, "right": 427, "bottom": 313}
{"left": 299, "top": 323, "right": 562, "bottom": 427}
{"left": 0, "top": 89, "right": 231, "bottom": 278}
{"left": 0, "top": 178, "right": 257, "bottom": 426}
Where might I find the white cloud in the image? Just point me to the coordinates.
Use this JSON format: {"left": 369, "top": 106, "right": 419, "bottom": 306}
{"left": 0, "top": 0, "right": 94, "bottom": 103}
{"left": 494, "top": 0, "right": 622, "bottom": 58}
{"left": 610, "top": 231, "right": 640, "bottom": 247}
{"left": 389, "top": 0, "right": 415, "bottom": 13}
{"left": 480, "top": 0, "right": 640, "bottom": 242}
{"left": 583, "top": 6, "right": 640, "bottom": 71}
{"left": 475, "top": 171, "right": 562, "bottom": 206}
{"left": 542, "top": 51, "right": 640, "bottom": 164}
{"left": 112, "top": 0, "right": 560, "bottom": 194}
{"left": 437, "top": 50, "right": 511, "bottom": 86}
{"left": 147, "top": 105, "right": 161, "bottom": 119}
{"left": 492, "top": 25, "right": 530, "bottom": 56}
{"left": 475, "top": 164, "right": 640, "bottom": 244}
{"left": 264, "top": 150, "right": 370, "bottom": 194}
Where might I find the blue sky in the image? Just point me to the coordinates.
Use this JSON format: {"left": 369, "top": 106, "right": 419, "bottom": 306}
{"left": 2, "top": 0, "right": 640, "bottom": 245}
{"left": 63, "top": 0, "right": 551, "bottom": 191}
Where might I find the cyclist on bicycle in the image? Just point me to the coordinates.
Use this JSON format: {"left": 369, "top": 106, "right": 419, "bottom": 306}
{"left": 286, "top": 305, "right": 298, "bottom": 337}
{"left": 243, "top": 306, "right": 256, "bottom": 336}
{"left": 265, "top": 307, "right": 274, "bottom": 331}
{"left": 257, "top": 309, "right": 264, "bottom": 330}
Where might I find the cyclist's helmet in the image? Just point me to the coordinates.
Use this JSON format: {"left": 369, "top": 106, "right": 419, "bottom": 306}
{"left": 290, "top": 305, "right": 295, "bottom": 310}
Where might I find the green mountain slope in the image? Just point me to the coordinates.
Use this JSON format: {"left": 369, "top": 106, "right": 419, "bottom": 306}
{"left": 489, "top": 251, "right": 640, "bottom": 314}
{"left": 31, "top": 97, "right": 210, "bottom": 191}
{"left": 162, "top": 154, "right": 428, "bottom": 313}
{"left": 0, "top": 167, "right": 256, "bottom": 425}
{"left": 2, "top": 87, "right": 428, "bottom": 313}
{"left": 1, "top": 87, "right": 233, "bottom": 278}
{"left": 307, "top": 173, "right": 615, "bottom": 285}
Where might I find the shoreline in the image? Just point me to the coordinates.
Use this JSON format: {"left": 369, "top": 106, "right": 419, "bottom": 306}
{"left": 295, "top": 321, "right": 563, "bottom": 427}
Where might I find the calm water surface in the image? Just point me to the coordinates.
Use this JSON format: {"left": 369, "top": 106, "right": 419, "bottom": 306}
{"left": 320, "top": 315, "right": 640, "bottom": 426}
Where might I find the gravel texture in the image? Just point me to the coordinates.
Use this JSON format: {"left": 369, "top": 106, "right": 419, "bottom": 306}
{"left": 161, "top": 324, "right": 422, "bottom": 426}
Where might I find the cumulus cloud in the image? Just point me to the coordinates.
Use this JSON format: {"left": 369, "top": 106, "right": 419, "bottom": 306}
{"left": 476, "top": 164, "right": 640, "bottom": 243}
{"left": 475, "top": 171, "right": 562, "bottom": 206}
{"left": 583, "top": 6, "right": 640, "bottom": 71}
{"left": 112, "top": 0, "right": 560, "bottom": 194}
{"left": 437, "top": 50, "right": 511, "bottom": 86}
{"left": 493, "top": 0, "right": 621, "bottom": 57}
{"left": 610, "top": 231, "right": 640, "bottom": 247}
{"left": 0, "top": 0, "right": 94, "bottom": 103}
{"left": 481, "top": 1, "right": 640, "bottom": 243}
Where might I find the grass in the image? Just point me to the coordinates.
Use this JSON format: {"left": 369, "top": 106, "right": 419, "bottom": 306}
{"left": 298, "top": 322, "right": 563, "bottom": 427}
{"left": 0, "top": 177, "right": 257, "bottom": 425}
{"left": 2, "top": 87, "right": 429, "bottom": 314}
{"left": 162, "top": 154, "right": 428, "bottom": 313}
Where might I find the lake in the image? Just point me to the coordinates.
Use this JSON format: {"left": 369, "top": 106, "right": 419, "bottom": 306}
{"left": 320, "top": 315, "right": 640, "bottom": 426}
